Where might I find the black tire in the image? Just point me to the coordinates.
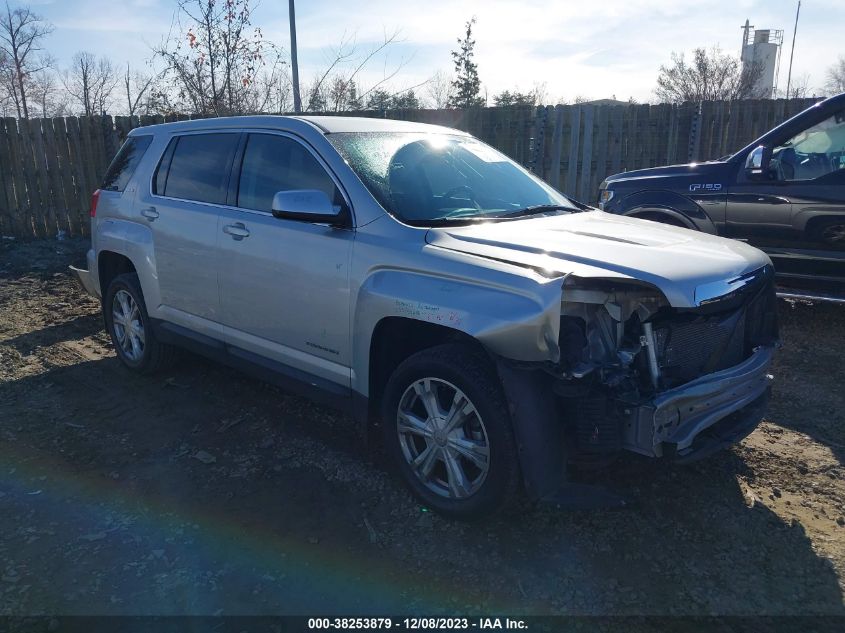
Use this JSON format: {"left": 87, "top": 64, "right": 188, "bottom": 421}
{"left": 808, "top": 218, "right": 845, "bottom": 246}
{"left": 381, "top": 343, "right": 521, "bottom": 519}
{"left": 103, "top": 272, "right": 177, "bottom": 374}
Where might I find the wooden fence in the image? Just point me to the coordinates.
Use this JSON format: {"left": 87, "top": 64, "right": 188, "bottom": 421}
{"left": 0, "top": 98, "right": 819, "bottom": 239}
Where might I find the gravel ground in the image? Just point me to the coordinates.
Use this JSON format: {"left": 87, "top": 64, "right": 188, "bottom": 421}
{"left": 1, "top": 237, "right": 844, "bottom": 617}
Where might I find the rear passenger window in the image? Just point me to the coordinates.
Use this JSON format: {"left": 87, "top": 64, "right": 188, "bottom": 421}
{"left": 101, "top": 135, "right": 153, "bottom": 192}
{"left": 237, "top": 134, "right": 338, "bottom": 212}
{"left": 161, "top": 133, "right": 239, "bottom": 204}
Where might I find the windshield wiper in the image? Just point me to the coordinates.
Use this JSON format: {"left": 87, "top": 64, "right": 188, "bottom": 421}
{"left": 433, "top": 204, "right": 575, "bottom": 224}
{"left": 493, "top": 204, "right": 575, "bottom": 218}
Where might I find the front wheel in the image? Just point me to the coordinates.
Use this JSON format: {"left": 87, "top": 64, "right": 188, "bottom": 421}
{"left": 809, "top": 218, "right": 845, "bottom": 247}
{"left": 381, "top": 344, "right": 521, "bottom": 518}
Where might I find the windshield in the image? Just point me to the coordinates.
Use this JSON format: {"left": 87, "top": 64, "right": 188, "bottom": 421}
{"left": 327, "top": 132, "right": 577, "bottom": 225}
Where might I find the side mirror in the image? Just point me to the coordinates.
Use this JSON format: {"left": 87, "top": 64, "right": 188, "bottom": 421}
{"left": 744, "top": 146, "right": 772, "bottom": 179}
{"left": 271, "top": 190, "right": 342, "bottom": 225}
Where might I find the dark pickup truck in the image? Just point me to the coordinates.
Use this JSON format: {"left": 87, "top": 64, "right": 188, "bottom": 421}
{"left": 599, "top": 92, "right": 845, "bottom": 298}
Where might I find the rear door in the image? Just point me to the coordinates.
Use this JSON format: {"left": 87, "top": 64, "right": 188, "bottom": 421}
{"left": 140, "top": 132, "right": 240, "bottom": 334}
{"left": 216, "top": 131, "right": 354, "bottom": 388}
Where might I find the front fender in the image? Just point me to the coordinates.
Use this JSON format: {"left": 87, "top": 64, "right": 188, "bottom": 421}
{"left": 95, "top": 218, "right": 160, "bottom": 310}
{"left": 618, "top": 190, "right": 721, "bottom": 234}
{"left": 351, "top": 268, "right": 563, "bottom": 395}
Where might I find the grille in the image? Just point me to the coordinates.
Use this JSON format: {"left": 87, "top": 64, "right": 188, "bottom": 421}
{"left": 654, "top": 315, "right": 745, "bottom": 387}
{"left": 650, "top": 267, "right": 777, "bottom": 389}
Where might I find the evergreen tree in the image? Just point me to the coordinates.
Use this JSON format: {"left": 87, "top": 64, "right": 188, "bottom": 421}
{"left": 448, "top": 18, "right": 484, "bottom": 109}
{"left": 366, "top": 88, "right": 392, "bottom": 110}
{"left": 391, "top": 89, "right": 420, "bottom": 109}
{"left": 493, "top": 90, "right": 534, "bottom": 107}
{"left": 306, "top": 84, "right": 326, "bottom": 112}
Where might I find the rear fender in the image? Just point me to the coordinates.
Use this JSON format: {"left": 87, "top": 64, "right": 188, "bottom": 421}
{"left": 96, "top": 219, "right": 159, "bottom": 310}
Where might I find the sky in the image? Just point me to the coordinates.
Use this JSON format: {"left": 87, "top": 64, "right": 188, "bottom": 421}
{"left": 24, "top": 0, "right": 845, "bottom": 105}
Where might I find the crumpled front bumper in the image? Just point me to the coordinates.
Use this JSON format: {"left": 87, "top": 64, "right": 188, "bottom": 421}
{"left": 624, "top": 345, "right": 775, "bottom": 459}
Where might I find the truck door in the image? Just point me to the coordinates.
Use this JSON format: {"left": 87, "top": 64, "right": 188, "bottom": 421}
{"left": 727, "top": 106, "right": 845, "bottom": 287}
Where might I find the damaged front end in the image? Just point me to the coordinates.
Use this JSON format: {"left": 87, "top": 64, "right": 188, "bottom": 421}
{"left": 551, "top": 265, "right": 778, "bottom": 464}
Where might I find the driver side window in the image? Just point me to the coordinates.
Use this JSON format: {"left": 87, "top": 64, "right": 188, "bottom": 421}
{"left": 237, "top": 133, "right": 339, "bottom": 212}
{"left": 772, "top": 111, "right": 845, "bottom": 181}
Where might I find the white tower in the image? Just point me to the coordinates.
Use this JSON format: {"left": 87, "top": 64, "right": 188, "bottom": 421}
{"left": 741, "top": 19, "right": 783, "bottom": 98}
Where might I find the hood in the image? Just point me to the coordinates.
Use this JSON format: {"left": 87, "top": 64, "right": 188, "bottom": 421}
{"left": 425, "top": 211, "right": 770, "bottom": 308}
{"left": 603, "top": 160, "right": 729, "bottom": 185}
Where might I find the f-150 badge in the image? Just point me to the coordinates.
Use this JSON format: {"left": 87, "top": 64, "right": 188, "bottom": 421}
{"left": 689, "top": 183, "right": 723, "bottom": 191}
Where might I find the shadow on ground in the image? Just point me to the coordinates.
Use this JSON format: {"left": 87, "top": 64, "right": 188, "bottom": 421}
{"left": 1, "top": 341, "right": 842, "bottom": 616}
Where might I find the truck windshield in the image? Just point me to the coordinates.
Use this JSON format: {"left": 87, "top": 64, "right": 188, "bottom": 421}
{"left": 327, "top": 132, "right": 577, "bottom": 225}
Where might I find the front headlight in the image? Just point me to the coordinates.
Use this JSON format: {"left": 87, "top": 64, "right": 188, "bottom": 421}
{"left": 598, "top": 188, "right": 614, "bottom": 209}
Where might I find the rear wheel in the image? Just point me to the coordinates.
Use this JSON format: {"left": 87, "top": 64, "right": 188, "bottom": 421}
{"left": 381, "top": 344, "right": 520, "bottom": 518}
{"left": 103, "top": 273, "right": 176, "bottom": 374}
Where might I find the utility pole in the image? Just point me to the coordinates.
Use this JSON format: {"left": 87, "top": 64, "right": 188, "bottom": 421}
{"left": 785, "top": 0, "right": 801, "bottom": 99}
{"left": 289, "top": 0, "right": 302, "bottom": 113}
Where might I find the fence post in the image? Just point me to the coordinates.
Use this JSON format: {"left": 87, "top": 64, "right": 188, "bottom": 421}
{"left": 564, "top": 106, "right": 582, "bottom": 195}
{"left": 687, "top": 101, "right": 703, "bottom": 162}
{"left": 578, "top": 105, "right": 595, "bottom": 202}
{"left": 548, "top": 105, "right": 566, "bottom": 189}
{"left": 528, "top": 105, "right": 549, "bottom": 176}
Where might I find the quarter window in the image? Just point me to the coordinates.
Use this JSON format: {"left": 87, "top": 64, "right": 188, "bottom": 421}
{"left": 237, "top": 134, "right": 338, "bottom": 212}
{"left": 161, "top": 133, "right": 239, "bottom": 204}
{"left": 101, "top": 135, "right": 152, "bottom": 192}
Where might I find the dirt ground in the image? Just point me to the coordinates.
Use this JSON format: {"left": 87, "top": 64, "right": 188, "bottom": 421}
{"left": 1, "top": 237, "right": 844, "bottom": 617}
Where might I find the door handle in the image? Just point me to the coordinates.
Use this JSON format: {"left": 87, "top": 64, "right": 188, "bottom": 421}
{"left": 223, "top": 222, "right": 250, "bottom": 240}
{"left": 140, "top": 206, "right": 159, "bottom": 221}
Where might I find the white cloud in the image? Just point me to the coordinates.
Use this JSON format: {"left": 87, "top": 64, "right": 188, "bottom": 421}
{"left": 37, "top": 0, "right": 845, "bottom": 103}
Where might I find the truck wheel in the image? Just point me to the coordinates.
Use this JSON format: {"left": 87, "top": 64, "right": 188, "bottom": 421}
{"left": 381, "top": 343, "right": 520, "bottom": 518}
{"left": 809, "top": 218, "right": 845, "bottom": 246}
{"left": 103, "top": 272, "right": 176, "bottom": 374}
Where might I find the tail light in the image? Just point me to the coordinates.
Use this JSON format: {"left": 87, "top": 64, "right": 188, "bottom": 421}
{"left": 89, "top": 189, "right": 101, "bottom": 217}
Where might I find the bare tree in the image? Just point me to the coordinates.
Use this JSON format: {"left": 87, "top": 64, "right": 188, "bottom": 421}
{"left": 124, "top": 63, "right": 156, "bottom": 117}
{"left": 530, "top": 81, "right": 548, "bottom": 107}
{"left": 425, "top": 69, "right": 453, "bottom": 108}
{"left": 153, "top": 0, "right": 283, "bottom": 116}
{"left": 826, "top": 56, "right": 845, "bottom": 95}
{"left": 779, "top": 72, "right": 813, "bottom": 99}
{"left": 0, "top": 2, "right": 53, "bottom": 118}
{"left": 243, "top": 55, "right": 292, "bottom": 113}
{"left": 29, "top": 67, "right": 66, "bottom": 117}
{"left": 655, "top": 46, "right": 766, "bottom": 103}
{"left": 303, "top": 28, "right": 408, "bottom": 113}
{"left": 0, "top": 49, "right": 16, "bottom": 115}
{"left": 63, "top": 51, "right": 119, "bottom": 116}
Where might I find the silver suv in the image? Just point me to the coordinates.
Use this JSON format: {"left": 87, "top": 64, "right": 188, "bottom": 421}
{"left": 72, "top": 116, "right": 779, "bottom": 517}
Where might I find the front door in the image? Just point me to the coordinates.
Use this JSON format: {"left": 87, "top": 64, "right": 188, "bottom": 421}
{"left": 727, "top": 108, "right": 845, "bottom": 288}
{"left": 217, "top": 132, "right": 354, "bottom": 387}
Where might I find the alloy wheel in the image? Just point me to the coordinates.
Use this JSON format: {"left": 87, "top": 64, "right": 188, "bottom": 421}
{"left": 111, "top": 289, "right": 145, "bottom": 362}
{"left": 396, "top": 377, "right": 490, "bottom": 499}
